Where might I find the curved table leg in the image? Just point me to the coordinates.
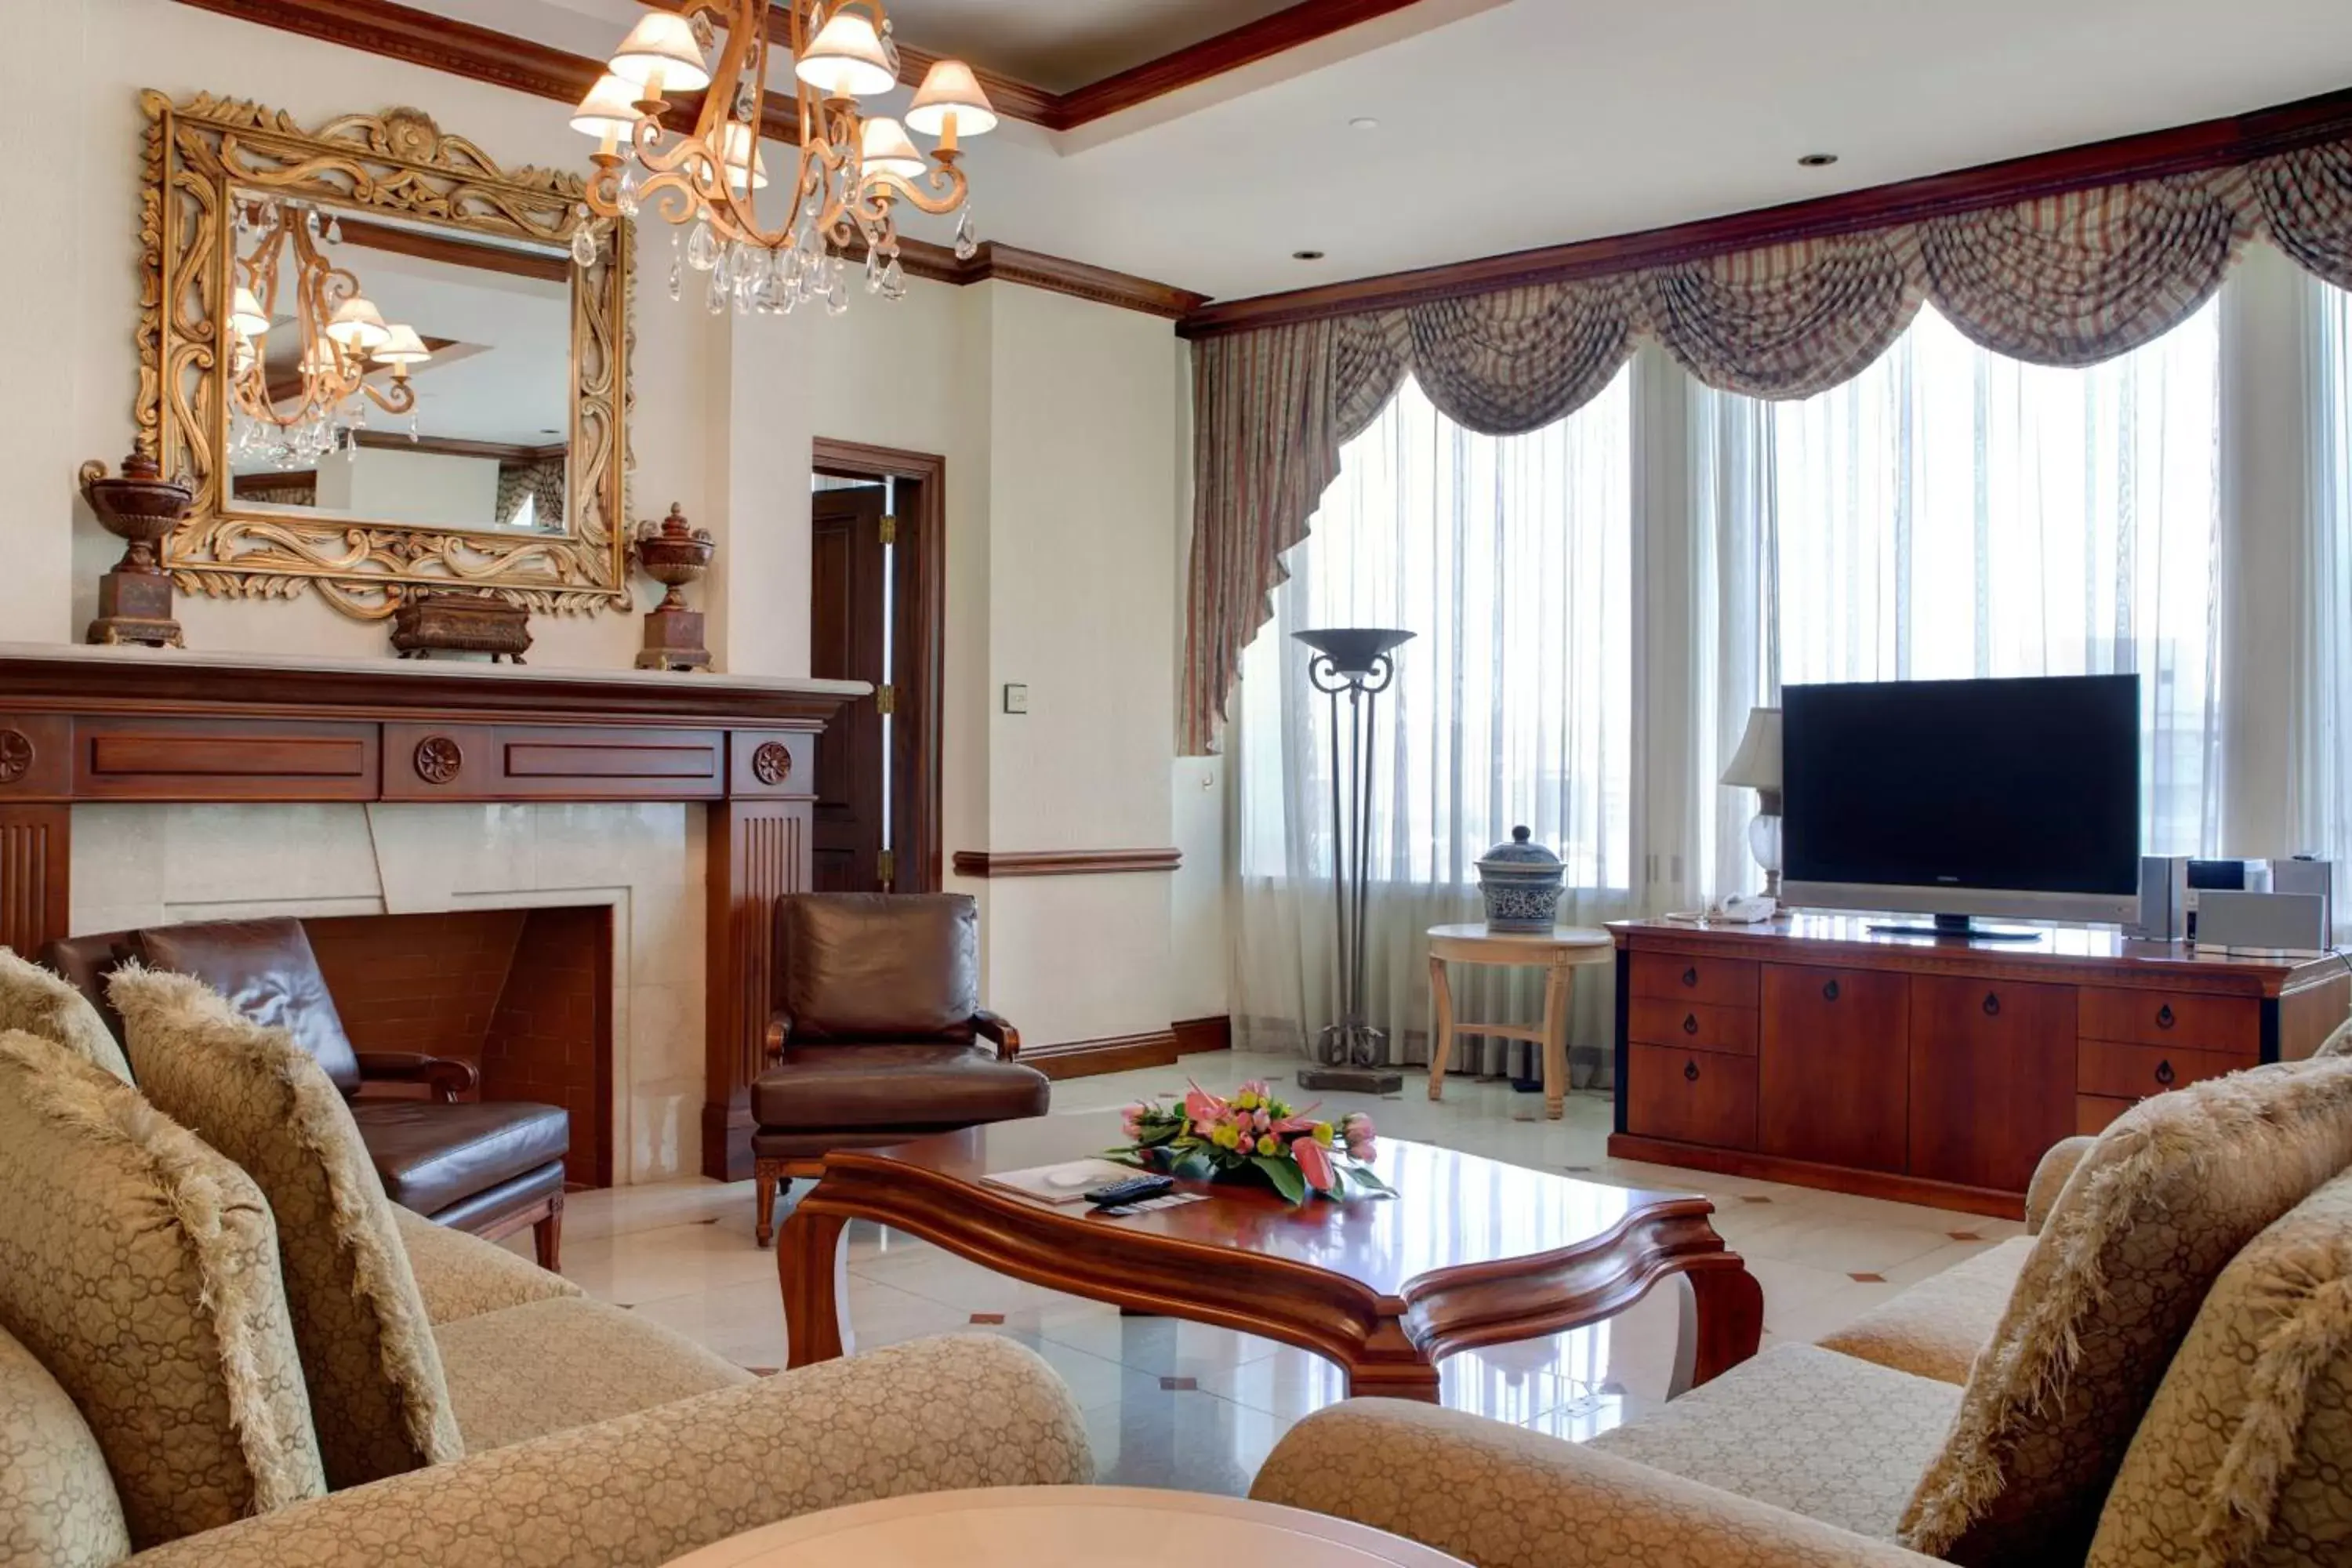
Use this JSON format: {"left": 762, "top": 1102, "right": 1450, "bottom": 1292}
{"left": 1540, "top": 963, "right": 1572, "bottom": 1120}
{"left": 1427, "top": 954, "right": 1454, "bottom": 1102}
{"left": 1682, "top": 1260, "right": 1764, "bottom": 1389}
{"left": 1345, "top": 1320, "right": 1443, "bottom": 1403}
{"left": 779, "top": 1203, "right": 855, "bottom": 1367}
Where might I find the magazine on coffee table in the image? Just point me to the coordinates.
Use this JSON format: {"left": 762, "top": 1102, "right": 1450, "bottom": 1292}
{"left": 980, "top": 1157, "right": 1144, "bottom": 1204}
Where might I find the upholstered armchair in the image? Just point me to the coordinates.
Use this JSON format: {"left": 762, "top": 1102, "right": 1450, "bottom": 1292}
{"left": 750, "top": 892, "right": 1050, "bottom": 1245}
{"left": 45, "top": 918, "right": 571, "bottom": 1266}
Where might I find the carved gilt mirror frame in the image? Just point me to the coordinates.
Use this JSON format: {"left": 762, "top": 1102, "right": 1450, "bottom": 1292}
{"left": 137, "top": 91, "right": 633, "bottom": 620}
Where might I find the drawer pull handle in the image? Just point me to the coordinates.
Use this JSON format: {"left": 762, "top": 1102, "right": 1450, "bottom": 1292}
{"left": 1822, "top": 979, "right": 1840, "bottom": 1002}
{"left": 1682, "top": 1013, "right": 1700, "bottom": 1036}
{"left": 2156, "top": 1004, "right": 2176, "bottom": 1030}
{"left": 1682, "top": 966, "right": 1699, "bottom": 988}
{"left": 1983, "top": 992, "right": 2002, "bottom": 1018}
{"left": 1683, "top": 1058, "right": 1700, "bottom": 1083}
{"left": 2156, "top": 1059, "right": 2176, "bottom": 1087}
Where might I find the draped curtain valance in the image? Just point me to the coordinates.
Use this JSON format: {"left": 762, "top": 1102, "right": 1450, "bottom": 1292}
{"left": 1180, "top": 138, "right": 2352, "bottom": 754}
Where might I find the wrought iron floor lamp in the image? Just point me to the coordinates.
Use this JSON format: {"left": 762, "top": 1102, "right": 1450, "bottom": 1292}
{"left": 1293, "top": 626, "right": 1414, "bottom": 1094}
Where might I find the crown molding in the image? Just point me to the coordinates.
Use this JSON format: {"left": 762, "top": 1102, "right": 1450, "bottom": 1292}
{"left": 163, "top": 0, "right": 1205, "bottom": 318}
{"left": 1178, "top": 82, "right": 2352, "bottom": 338}
{"left": 950, "top": 848, "right": 1183, "bottom": 877}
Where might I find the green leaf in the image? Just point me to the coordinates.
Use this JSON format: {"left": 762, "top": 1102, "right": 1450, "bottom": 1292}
{"left": 1253, "top": 1156, "right": 1310, "bottom": 1205}
{"left": 1102, "top": 1149, "right": 1145, "bottom": 1168}
{"left": 1171, "top": 1149, "right": 1215, "bottom": 1182}
{"left": 1138, "top": 1123, "right": 1182, "bottom": 1147}
{"left": 1342, "top": 1163, "right": 1396, "bottom": 1197}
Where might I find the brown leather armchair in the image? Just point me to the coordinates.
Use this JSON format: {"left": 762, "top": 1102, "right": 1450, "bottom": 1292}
{"left": 45, "top": 917, "right": 571, "bottom": 1267}
{"left": 751, "top": 892, "right": 1049, "bottom": 1246}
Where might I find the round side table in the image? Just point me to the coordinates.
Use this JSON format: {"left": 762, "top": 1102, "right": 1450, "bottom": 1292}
{"left": 1426, "top": 923, "right": 1613, "bottom": 1120}
{"left": 660, "top": 1486, "right": 1468, "bottom": 1566}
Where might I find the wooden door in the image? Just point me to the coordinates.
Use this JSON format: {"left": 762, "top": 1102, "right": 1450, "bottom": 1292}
{"left": 1759, "top": 964, "right": 1910, "bottom": 1172}
{"left": 1908, "top": 975, "right": 2076, "bottom": 1192}
{"left": 809, "top": 484, "right": 887, "bottom": 891}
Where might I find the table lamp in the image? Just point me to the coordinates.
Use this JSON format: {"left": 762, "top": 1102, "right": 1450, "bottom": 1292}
{"left": 1721, "top": 706, "right": 1783, "bottom": 898}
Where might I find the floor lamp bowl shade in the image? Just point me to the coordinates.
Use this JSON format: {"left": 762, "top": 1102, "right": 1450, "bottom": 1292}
{"left": 1293, "top": 626, "right": 1414, "bottom": 679}
{"left": 1722, "top": 706, "right": 1784, "bottom": 894}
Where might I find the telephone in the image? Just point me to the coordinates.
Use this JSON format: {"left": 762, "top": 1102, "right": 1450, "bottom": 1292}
{"left": 1715, "top": 894, "right": 1779, "bottom": 924}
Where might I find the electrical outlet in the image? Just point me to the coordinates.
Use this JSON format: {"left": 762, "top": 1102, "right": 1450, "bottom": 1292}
{"left": 1002, "top": 683, "right": 1029, "bottom": 714}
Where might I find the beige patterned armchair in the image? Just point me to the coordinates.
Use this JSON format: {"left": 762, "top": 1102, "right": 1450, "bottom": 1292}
{"left": 1258, "top": 1058, "right": 2352, "bottom": 1568}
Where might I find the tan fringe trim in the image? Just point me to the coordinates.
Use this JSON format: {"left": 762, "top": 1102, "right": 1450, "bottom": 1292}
{"left": 107, "top": 965, "right": 463, "bottom": 1467}
{"left": 1900, "top": 1058, "right": 2352, "bottom": 1555}
{"left": 2192, "top": 1247, "right": 2352, "bottom": 1568}
{"left": 0, "top": 1029, "right": 325, "bottom": 1513}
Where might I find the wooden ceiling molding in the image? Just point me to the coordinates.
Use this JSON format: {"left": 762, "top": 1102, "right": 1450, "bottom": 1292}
{"left": 336, "top": 216, "right": 573, "bottom": 282}
{"left": 1178, "top": 82, "right": 2352, "bottom": 339}
{"left": 163, "top": 0, "right": 1203, "bottom": 316}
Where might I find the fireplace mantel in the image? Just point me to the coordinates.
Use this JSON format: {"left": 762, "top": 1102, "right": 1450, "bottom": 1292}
{"left": 0, "top": 643, "right": 866, "bottom": 1180}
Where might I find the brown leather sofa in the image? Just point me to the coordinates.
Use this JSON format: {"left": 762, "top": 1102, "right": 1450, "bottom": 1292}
{"left": 751, "top": 892, "right": 1049, "bottom": 1245}
{"left": 45, "top": 917, "right": 571, "bottom": 1266}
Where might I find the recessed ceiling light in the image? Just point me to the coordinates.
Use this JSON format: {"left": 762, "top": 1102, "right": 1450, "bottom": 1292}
{"left": 1292, "top": 249, "right": 1327, "bottom": 261}
{"left": 1348, "top": 117, "right": 1379, "bottom": 131}
{"left": 1798, "top": 152, "right": 1839, "bottom": 168}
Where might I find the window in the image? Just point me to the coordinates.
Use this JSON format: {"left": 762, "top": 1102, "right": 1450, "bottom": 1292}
{"left": 2299, "top": 276, "right": 2352, "bottom": 929}
{"left": 1236, "top": 370, "right": 1635, "bottom": 891}
{"left": 1751, "top": 303, "right": 2223, "bottom": 855}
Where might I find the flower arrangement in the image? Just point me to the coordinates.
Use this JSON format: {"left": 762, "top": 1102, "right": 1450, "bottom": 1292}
{"left": 1110, "top": 1080, "right": 1392, "bottom": 1205}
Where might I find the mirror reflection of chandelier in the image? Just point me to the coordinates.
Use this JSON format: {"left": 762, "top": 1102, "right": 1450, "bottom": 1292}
{"left": 227, "top": 199, "right": 432, "bottom": 470}
{"left": 569, "top": 0, "right": 995, "bottom": 318}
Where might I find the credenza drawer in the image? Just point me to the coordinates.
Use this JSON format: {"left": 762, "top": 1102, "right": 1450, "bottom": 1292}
{"left": 1628, "top": 997, "right": 1758, "bottom": 1057}
{"left": 2078, "top": 987, "right": 2258, "bottom": 1055}
{"left": 2077, "top": 1039, "right": 2248, "bottom": 1102}
{"left": 1625, "top": 1043, "right": 1756, "bottom": 1150}
{"left": 1628, "top": 951, "right": 1759, "bottom": 1009}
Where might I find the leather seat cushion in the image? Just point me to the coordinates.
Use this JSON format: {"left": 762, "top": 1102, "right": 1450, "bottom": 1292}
{"left": 350, "top": 1099, "right": 570, "bottom": 1218}
{"left": 134, "top": 919, "right": 365, "bottom": 1094}
{"left": 751, "top": 1044, "right": 1048, "bottom": 1131}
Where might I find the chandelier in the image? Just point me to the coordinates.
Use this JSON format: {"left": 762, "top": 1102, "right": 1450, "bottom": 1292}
{"left": 569, "top": 0, "right": 996, "bottom": 318}
{"left": 227, "top": 198, "right": 432, "bottom": 470}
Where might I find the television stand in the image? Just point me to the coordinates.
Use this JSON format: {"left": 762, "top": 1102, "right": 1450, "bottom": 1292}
{"left": 1865, "top": 913, "right": 2045, "bottom": 942}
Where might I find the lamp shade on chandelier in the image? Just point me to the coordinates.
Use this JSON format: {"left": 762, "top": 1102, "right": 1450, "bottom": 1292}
{"left": 226, "top": 198, "right": 431, "bottom": 470}
{"left": 571, "top": 0, "right": 995, "bottom": 320}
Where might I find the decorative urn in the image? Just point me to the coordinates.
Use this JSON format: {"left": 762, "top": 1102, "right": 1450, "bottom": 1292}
{"left": 77, "top": 451, "right": 191, "bottom": 648}
{"left": 631, "top": 503, "right": 716, "bottom": 671}
{"left": 1476, "top": 826, "right": 1565, "bottom": 933}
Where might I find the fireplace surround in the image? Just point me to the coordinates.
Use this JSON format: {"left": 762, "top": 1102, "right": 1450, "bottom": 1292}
{"left": 0, "top": 644, "right": 862, "bottom": 1182}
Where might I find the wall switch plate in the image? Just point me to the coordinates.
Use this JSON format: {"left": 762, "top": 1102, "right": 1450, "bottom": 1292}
{"left": 1002, "top": 683, "right": 1029, "bottom": 714}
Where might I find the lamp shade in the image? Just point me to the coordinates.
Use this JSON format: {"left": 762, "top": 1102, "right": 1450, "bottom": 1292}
{"left": 571, "top": 73, "right": 643, "bottom": 141}
{"left": 229, "top": 285, "right": 271, "bottom": 337}
{"left": 794, "top": 9, "right": 895, "bottom": 99}
{"left": 325, "top": 297, "right": 390, "bottom": 353}
{"left": 371, "top": 324, "right": 432, "bottom": 366}
{"left": 1720, "top": 706, "right": 1783, "bottom": 791}
{"left": 608, "top": 12, "right": 710, "bottom": 93}
{"left": 906, "top": 58, "right": 997, "bottom": 137}
{"left": 717, "top": 122, "right": 770, "bottom": 191}
{"left": 858, "top": 116, "right": 925, "bottom": 181}
{"left": 1293, "top": 627, "right": 1414, "bottom": 677}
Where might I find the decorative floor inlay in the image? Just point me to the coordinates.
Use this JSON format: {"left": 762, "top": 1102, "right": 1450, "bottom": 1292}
{"left": 539, "top": 1050, "right": 2027, "bottom": 1494}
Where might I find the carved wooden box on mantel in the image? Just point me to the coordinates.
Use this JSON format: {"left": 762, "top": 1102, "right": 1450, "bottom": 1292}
{"left": 390, "top": 594, "right": 535, "bottom": 663}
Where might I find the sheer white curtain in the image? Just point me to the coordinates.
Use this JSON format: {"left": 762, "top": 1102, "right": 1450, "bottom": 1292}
{"left": 1693, "top": 301, "right": 2225, "bottom": 879}
{"left": 2293, "top": 274, "right": 2352, "bottom": 937}
{"left": 1232, "top": 372, "right": 1635, "bottom": 1079}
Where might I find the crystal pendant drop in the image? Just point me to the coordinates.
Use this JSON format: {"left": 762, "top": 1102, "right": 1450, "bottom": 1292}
{"left": 953, "top": 206, "right": 978, "bottom": 262}
{"left": 880, "top": 254, "right": 905, "bottom": 300}
{"left": 667, "top": 232, "right": 684, "bottom": 302}
{"left": 706, "top": 268, "right": 728, "bottom": 316}
{"left": 687, "top": 218, "right": 720, "bottom": 271}
{"left": 863, "top": 246, "right": 884, "bottom": 295}
{"left": 615, "top": 165, "right": 641, "bottom": 220}
{"left": 572, "top": 224, "right": 599, "bottom": 268}
{"left": 826, "top": 259, "right": 849, "bottom": 317}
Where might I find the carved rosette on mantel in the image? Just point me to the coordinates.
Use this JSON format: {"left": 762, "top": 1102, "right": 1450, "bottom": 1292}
{"left": 632, "top": 504, "right": 716, "bottom": 672}
{"left": 78, "top": 453, "right": 191, "bottom": 648}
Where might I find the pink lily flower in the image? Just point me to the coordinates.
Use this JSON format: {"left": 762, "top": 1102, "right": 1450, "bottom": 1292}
{"left": 1294, "top": 1134, "right": 1336, "bottom": 1192}
{"left": 1184, "top": 1080, "right": 1226, "bottom": 1125}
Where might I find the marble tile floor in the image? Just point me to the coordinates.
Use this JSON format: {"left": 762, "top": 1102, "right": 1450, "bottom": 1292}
{"left": 532, "top": 1050, "right": 2024, "bottom": 1496}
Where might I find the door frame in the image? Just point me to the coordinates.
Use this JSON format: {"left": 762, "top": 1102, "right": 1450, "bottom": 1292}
{"left": 811, "top": 437, "right": 945, "bottom": 893}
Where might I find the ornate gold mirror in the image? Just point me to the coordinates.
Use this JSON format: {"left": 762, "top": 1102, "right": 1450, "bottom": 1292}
{"left": 138, "top": 92, "right": 633, "bottom": 620}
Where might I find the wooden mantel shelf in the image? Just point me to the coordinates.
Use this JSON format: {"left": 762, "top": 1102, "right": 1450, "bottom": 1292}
{"left": 0, "top": 641, "right": 869, "bottom": 1185}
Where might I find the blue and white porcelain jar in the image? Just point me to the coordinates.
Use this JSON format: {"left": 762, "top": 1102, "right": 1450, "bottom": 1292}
{"left": 1477, "top": 826, "right": 1565, "bottom": 933}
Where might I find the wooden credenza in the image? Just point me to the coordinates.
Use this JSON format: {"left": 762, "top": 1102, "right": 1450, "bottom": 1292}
{"left": 1610, "top": 916, "right": 2350, "bottom": 1218}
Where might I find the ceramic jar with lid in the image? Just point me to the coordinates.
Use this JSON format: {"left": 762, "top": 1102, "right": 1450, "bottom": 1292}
{"left": 1476, "top": 826, "right": 1565, "bottom": 932}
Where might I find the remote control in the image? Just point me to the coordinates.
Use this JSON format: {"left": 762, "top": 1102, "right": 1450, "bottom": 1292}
{"left": 1084, "top": 1174, "right": 1174, "bottom": 1207}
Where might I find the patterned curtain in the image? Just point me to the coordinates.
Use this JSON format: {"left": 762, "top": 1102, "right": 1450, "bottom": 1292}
{"left": 496, "top": 457, "right": 567, "bottom": 527}
{"left": 1178, "top": 132, "right": 2352, "bottom": 754}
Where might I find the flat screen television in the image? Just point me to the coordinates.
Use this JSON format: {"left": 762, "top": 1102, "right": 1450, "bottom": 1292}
{"left": 1780, "top": 673, "right": 2141, "bottom": 934}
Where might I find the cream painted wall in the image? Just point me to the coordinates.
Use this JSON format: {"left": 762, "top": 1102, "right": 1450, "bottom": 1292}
{"left": 8, "top": 0, "right": 1210, "bottom": 1062}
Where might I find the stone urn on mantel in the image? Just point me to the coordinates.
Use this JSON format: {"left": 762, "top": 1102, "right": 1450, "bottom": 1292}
{"left": 77, "top": 452, "right": 190, "bottom": 648}
{"left": 632, "top": 503, "right": 715, "bottom": 672}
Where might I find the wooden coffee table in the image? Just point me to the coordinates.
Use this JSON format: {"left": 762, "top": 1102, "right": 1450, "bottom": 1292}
{"left": 777, "top": 1113, "right": 1761, "bottom": 1401}
{"left": 663, "top": 1486, "right": 1468, "bottom": 1566}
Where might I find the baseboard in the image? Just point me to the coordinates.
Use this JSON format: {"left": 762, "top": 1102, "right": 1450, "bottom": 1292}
{"left": 1172, "top": 1014, "right": 1232, "bottom": 1055}
{"left": 1025, "top": 1029, "right": 1181, "bottom": 1080}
